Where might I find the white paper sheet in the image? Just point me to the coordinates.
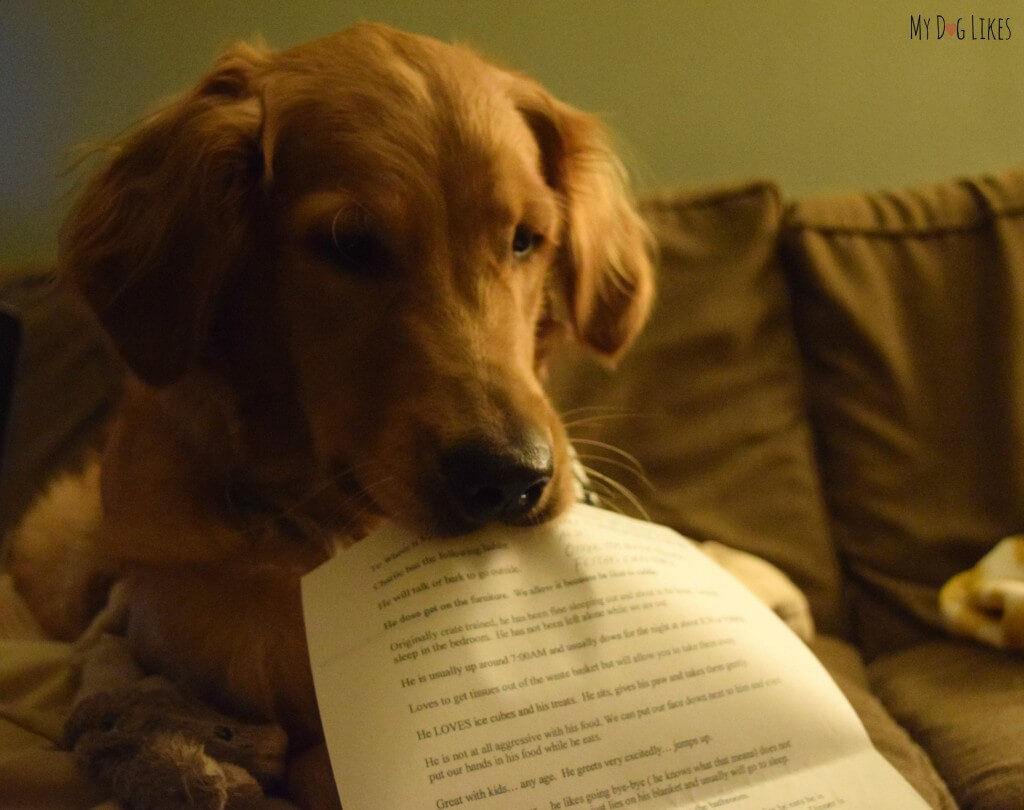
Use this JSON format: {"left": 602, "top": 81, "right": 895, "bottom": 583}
{"left": 303, "top": 505, "right": 930, "bottom": 810}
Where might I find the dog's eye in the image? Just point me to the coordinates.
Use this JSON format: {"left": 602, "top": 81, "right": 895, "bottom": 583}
{"left": 511, "top": 224, "right": 542, "bottom": 260}
{"left": 309, "top": 228, "right": 385, "bottom": 274}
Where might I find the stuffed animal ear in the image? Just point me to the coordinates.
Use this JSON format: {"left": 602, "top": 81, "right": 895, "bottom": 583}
{"left": 514, "top": 82, "right": 654, "bottom": 364}
{"left": 61, "top": 42, "right": 270, "bottom": 386}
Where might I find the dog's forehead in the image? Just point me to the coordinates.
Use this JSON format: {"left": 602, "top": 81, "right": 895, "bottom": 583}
{"left": 261, "top": 26, "right": 544, "bottom": 207}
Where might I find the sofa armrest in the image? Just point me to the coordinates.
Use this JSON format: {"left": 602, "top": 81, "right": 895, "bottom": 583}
{"left": 0, "top": 265, "right": 120, "bottom": 538}
{"left": 0, "top": 307, "right": 19, "bottom": 488}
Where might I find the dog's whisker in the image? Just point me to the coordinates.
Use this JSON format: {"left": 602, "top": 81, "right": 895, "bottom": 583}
{"left": 575, "top": 453, "right": 653, "bottom": 491}
{"left": 585, "top": 479, "right": 630, "bottom": 517}
{"left": 568, "top": 437, "right": 647, "bottom": 475}
{"left": 318, "top": 473, "right": 396, "bottom": 522}
{"left": 258, "top": 473, "right": 395, "bottom": 546}
{"left": 563, "top": 413, "right": 657, "bottom": 433}
{"left": 328, "top": 474, "right": 402, "bottom": 540}
{"left": 268, "top": 460, "right": 388, "bottom": 522}
{"left": 559, "top": 404, "right": 636, "bottom": 420}
{"left": 346, "top": 473, "right": 397, "bottom": 502}
{"left": 582, "top": 466, "right": 651, "bottom": 521}
{"left": 573, "top": 450, "right": 643, "bottom": 481}
{"left": 570, "top": 439, "right": 646, "bottom": 471}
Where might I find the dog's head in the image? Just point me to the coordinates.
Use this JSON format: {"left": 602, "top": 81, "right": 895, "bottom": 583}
{"left": 64, "top": 24, "right": 653, "bottom": 538}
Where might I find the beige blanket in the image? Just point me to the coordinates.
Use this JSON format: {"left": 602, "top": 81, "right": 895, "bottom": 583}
{"left": 0, "top": 573, "right": 113, "bottom": 808}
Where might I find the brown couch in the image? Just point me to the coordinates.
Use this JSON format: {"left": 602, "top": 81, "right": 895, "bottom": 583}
{"left": 548, "top": 169, "right": 1024, "bottom": 809}
{"left": 3, "top": 167, "right": 1023, "bottom": 808}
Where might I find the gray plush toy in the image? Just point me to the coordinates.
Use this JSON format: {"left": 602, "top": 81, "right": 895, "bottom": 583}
{"left": 62, "top": 631, "right": 291, "bottom": 810}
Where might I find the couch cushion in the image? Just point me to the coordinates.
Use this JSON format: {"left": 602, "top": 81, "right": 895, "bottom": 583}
{"left": 548, "top": 181, "right": 844, "bottom": 633}
{"left": 811, "top": 635, "right": 956, "bottom": 810}
{"left": 781, "top": 166, "right": 1024, "bottom": 656}
{"left": 869, "top": 641, "right": 1024, "bottom": 809}
{"left": 0, "top": 264, "right": 120, "bottom": 538}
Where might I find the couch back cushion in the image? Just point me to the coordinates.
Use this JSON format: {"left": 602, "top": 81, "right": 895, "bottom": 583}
{"left": 782, "top": 166, "right": 1024, "bottom": 655}
{"left": 548, "top": 181, "right": 844, "bottom": 633}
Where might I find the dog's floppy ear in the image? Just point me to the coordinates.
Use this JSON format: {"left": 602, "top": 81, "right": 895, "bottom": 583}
{"left": 61, "top": 42, "right": 269, "bottom": 386}
{"left": 515, "top": 83, "right": 654, "bottom": 363}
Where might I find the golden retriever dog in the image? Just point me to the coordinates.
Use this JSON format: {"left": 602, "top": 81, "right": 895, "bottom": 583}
{"left": 10, "top": 23, "right": 653, "bottom": 807}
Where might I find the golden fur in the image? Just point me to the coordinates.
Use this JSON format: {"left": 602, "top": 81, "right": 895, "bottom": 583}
{"left": 10, "top": 24, "right": 653, "bottom": 807}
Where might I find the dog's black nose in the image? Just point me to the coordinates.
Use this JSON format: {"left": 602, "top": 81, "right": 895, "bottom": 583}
{"left": 440, "top": 431, "right": 553, "bottom": 527}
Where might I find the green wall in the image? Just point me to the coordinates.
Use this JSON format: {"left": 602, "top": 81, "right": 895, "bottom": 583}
{"left": 3, "top": 1, "right": 1022, "bottom": 263}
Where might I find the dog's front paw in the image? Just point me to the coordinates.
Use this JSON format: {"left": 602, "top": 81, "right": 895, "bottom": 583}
{"left": 701, "top": 541, "right": 815, "bottom": 642}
